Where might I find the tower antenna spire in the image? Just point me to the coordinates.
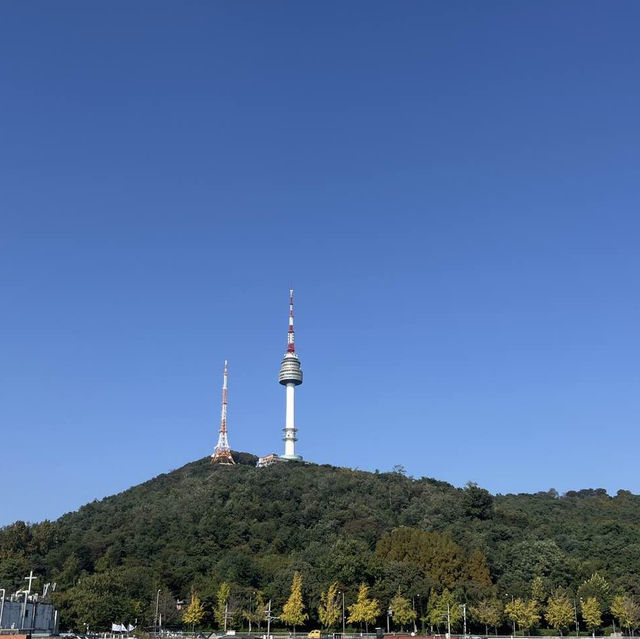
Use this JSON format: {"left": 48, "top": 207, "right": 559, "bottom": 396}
{"left": 212, "top": 360, "right": 235, "bottom": 465}
{"left": 287, "top": 288, "right": 295, "bottom": 353}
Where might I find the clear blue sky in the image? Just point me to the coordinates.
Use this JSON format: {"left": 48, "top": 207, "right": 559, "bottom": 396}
{"left": 2, "top": 2, "right": 639, "bottom": 526}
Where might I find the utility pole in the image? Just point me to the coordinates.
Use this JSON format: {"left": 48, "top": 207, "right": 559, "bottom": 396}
{"left": 462, "top": 604, "right": 467, "bottom": 638}
{"left": 574, "top": 600, "right": 579, "bottom": 638}
{"left": 224, "top": 603, "right": 229, "bottom": 633}
{"left": 265, "top": 600, "right": 278, "bottom": 639}
{"left": 447, "top": 603, "right": 451, "bottom": 639}
{"left": 0, "top": 588, "right": 5, "bottom": 629}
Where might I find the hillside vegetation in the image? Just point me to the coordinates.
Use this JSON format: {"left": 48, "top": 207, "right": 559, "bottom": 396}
{"left": 2, "top": 454, "right": 640, "bottom": 632}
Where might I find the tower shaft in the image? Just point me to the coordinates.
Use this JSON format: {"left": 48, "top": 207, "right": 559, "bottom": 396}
{"left": 283, "top": 382, "right": 297, "bottom": 457}
{"left": 212, "top": 360, "right": 235, "bottom": 465}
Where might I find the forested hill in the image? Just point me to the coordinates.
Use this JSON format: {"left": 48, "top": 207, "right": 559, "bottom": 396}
{"left": 2, "top": 455, "right": 640, "bottom": 631}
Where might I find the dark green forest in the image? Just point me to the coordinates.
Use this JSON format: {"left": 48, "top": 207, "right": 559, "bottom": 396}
{"left": 2, "top": 454, "right": 640, "bottom": 633}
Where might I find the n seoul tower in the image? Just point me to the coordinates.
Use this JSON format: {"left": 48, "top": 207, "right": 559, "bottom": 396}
{"left": 278, "top": 289, "right": 303, "bottom": 460}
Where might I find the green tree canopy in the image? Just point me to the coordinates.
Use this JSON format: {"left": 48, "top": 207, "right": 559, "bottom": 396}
{"left": 376, "top": 528, "right": 467, "bottom": 589}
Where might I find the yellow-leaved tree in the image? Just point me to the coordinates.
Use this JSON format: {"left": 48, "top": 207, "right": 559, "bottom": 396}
{"left": 348, "top": 584, "right": 381, "bottom": 633}
{"left": 214, "top": 582, "right": 231, "bottom": 631}
{"left": 318, "top": 582, "right": 341, "bottom": 629}
{"left": 611, "top": 594, "right": 640, "bottom": 636}
{"left": 505, "top": 598, "right": 539, "bottom": 634}
{"left": 389, "top": 589, "right": 416, "bottom": 631}
{"left": 546, "top": 590, "right": 574, "bottom": 636}
{"left": 581, "top": 597, "right": 601, "bottom": 638}
{"left": 281, "top": 572, "right": 308, "bottom": 635}
{"left": 182, "top": 589, "right": 205, "bottom": 631}
{"left": 470, "top": 598, "right": 503, "bottom": 636}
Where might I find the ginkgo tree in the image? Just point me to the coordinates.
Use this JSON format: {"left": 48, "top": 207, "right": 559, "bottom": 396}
{"left": 182, "top": 589, "right": 205, "bottom": 632}
{"left": 281, "top": 572, "right": 308, "bottom": 635}
{"left": 581, "top": 597, "right": 601, "bottom": 638}
{"left": 318, "top": 582, "right": 341, "bottom": 629}
{"left": 389, "top": 590, "right": 416, "bottom": 631}
{"left": 546, "top": 590, "right": 574, "bottom": 636}
{"left": 348, "top": 584, "right": 381, "bottom": 633}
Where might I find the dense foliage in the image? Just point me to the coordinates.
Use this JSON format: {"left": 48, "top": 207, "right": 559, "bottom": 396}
{"left": 2, "top": 454, "right": 640, "bottom": 633}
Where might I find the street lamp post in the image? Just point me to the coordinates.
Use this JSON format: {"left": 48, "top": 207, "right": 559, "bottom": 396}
{"left": 155, "top": 590, "right": 161, "bottom": 637}
{"left": 505, "top": 594, "right": 515, "bottom": 637}
{"left": 412, "top": 597, "right": 417, "bottom": 634}
{"left": 447, "top": 603, "right": 451, "bottom": 639}
{"left": 339, "top": 591, "right": 345, "bottom": 636}
{"left": 416, "top": 594, "right": 424, "bottom": 635}
{"left": 0, "top": 588, "right": 5, "bottom": 629}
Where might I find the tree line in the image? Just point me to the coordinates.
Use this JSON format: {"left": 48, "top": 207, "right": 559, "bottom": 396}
{"left": 2, "top": 456, "right": 640, "bottom": 633}
{"left": 179, "top": 571, "right": 640, "bottom": 637}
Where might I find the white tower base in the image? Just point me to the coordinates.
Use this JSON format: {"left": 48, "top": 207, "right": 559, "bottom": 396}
{"left": 281, "top": 382, "right": 302, "bottom": 460}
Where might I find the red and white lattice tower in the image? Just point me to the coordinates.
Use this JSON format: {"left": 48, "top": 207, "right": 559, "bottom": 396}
{"left": 212, "top": 360, "right": 235, "bottom": 465}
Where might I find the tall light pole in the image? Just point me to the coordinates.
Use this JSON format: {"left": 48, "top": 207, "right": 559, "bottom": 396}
{"left": 155, "top": 590, "right": 161, "bottom": 636}
{"left": 338, "top": 591, "right": 345, "bottom": 636}
{"left": 412, "top": 597, "right": 417, "bottom": 634}
{"left": 446, "top": 603, "right": 451, "bottom": 639}
{"left": 505, "top": 594, "right": 515, "bottom": 637}
{"left": 416, "top": 594, "right": 424, "bottom": 635}
{"left": 0, "top": 588, "right": 5, "bottom": 630}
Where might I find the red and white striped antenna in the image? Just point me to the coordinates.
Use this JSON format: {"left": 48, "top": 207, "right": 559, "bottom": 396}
{"left": 287, "top": 289, "right": 296, "bottom": 353}
{"left": 212, "top": 360, "right": 235, "bottom": 465}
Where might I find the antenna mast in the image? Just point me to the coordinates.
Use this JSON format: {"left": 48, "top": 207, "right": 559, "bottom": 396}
{"left": 212, "top": 360, "right": 235, "bottom": 465}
